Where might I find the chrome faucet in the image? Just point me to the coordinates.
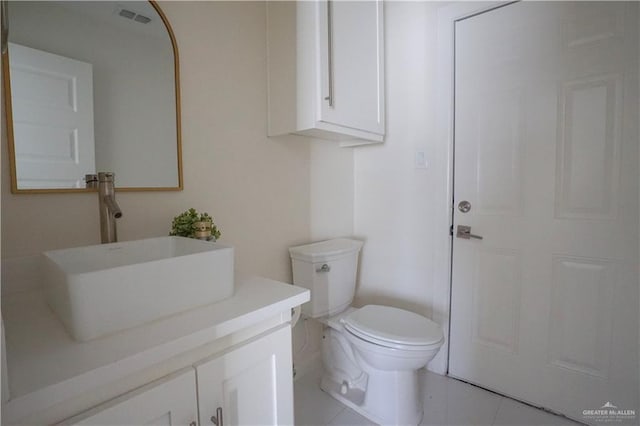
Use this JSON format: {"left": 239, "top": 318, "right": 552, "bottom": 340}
{"left": 97, "top": 172, "right": 122, "bottom": 243}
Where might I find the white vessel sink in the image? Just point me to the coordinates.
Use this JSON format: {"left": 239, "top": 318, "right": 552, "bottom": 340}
{"left": 42, "top": 236, "right": 234, "bottom": 342}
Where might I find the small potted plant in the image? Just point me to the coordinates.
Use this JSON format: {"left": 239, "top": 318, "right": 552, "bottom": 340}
{"left": 170, "top": 208, "right": 221, "bottom": 241}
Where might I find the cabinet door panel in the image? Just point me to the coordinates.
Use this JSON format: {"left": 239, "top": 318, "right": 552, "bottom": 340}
{"left": 196, "top": 326, "right": 293, "bottom": 426}
{"left": 320, "top": 0, "right": 385, "bottom": 135}
{"left": 57, "top": 369, "right": 198, "bottom": 426}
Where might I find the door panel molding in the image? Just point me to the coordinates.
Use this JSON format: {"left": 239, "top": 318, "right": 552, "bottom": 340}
{"left": 555, "top": 73, "right": 622, "bottom": 220}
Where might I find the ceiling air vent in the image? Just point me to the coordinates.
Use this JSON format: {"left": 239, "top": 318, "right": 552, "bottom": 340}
{"left": 134, "top": 15, "right": 151, "bottom": 24}
{"left": 116, "top": 7, "right": 152, "bottom": 24}
{"left": 118, "top": 9, "right": 135, "bottom": 19}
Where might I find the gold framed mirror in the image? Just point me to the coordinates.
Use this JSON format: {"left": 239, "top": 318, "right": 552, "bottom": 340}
{"left": 2, "top": 0, "right": 182, "bottom": 193}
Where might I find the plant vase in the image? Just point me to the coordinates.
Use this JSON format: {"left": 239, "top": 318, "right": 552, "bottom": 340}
{"left": 194, "top": 220, "right": 214, "bottom": 241}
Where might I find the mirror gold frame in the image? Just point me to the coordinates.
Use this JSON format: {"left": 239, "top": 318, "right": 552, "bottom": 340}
{"left": 2, "top": 0, "right": 183, "bottom": 194}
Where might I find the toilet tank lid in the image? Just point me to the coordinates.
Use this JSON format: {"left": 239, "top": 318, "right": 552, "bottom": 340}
{"left": 289, "top": 238, "right": 363, "bottom": 262}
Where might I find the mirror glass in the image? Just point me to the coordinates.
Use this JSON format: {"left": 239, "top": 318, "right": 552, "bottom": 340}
{"left": 4, "top": 1, "right": 181, "bottom": 192}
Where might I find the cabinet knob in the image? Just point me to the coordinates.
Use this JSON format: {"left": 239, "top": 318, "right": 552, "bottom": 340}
{"left": 190, "top": 422, "right": 197, "bottom": 426}
{"left": 210, "top": 407, "right": 223, "bottom": 426}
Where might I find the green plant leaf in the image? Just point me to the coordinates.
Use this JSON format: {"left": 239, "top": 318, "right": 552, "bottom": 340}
{"left": 169, "top": 208, "right": 222, "bottom": 240}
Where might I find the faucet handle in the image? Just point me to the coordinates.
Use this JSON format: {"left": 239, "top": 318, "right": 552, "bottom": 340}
{"left": 85, "top": 174, "right": 98, "bottom": 189}
{"left": 98, "top": 172, "right": 115, "bottom": 182}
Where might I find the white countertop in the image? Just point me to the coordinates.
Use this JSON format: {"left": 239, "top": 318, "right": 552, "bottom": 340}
{"left": 2, "top": 272, "right": 309, "bottom": 422}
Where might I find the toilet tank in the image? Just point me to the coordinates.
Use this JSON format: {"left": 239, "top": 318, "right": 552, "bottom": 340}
{"left": 289, "top": 238, "right": 364, "bottom": 318}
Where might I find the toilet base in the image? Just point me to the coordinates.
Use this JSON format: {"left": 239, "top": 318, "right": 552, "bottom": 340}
{"left": 320, "top": 318, "right": 428, "bottom": 425}
{"left": 320, "top": 374, "right": 385, "bottom": 424}
{"left": 320, "top": 368, "right": 423, "bottom": 426}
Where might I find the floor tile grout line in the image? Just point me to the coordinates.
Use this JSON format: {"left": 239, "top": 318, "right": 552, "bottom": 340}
{"left": 324, "top": 406, "right": 347, "bottom": 426}
{"left": 490, "top": 396, "right": 505, "bottom": 425}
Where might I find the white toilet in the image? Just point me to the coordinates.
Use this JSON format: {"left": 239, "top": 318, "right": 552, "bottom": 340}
{"left": 289, "top": 238, "right": 444, "bottom": 426}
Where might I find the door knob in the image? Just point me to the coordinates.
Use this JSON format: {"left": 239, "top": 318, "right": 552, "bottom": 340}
{"left": 456, "top": 225, "right": 483, "bottom": 240}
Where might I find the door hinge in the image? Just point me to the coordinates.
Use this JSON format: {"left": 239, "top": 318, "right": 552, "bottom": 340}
{"left": 449, "top": 225, "right": 454, "bottom": 236}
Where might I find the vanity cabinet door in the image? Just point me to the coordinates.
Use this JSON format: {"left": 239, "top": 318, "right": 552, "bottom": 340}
{"left": 195, "top": 325, "right": 294, "bottom": 426}
{"left": 57, "top": 369, "right": 198, "bottom": 426}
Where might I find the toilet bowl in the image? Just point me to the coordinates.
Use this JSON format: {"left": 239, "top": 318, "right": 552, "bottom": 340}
{"left": 343, "top": 305, "right": 444, "bottom": 371}
{"left": 320, "top": 305, "right": 443, "bottom": 425}
{"left": 289, "top": 239, "right": 444, "bottom": 425}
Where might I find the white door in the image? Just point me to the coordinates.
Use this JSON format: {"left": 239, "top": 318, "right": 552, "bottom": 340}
{"left": 195, "top": 325, "right": 294, "bottom": 426}
{"left": 319, "top": 0, "right": 384, "bottom": 136}
{"left": 8, "top": 43, "right": 95, "bottom": 189}
{"left": 57, "top": 369, "right": 198, "bottom": 426}
{"left": 450, "top": 2, "right": 638, "bottom": 424}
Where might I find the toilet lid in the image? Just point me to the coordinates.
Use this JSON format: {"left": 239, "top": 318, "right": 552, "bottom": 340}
{"left": 343, "top": 305, "right": 444, "bottom": 347}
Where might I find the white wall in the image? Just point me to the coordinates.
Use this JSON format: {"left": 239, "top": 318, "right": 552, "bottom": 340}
{"left": 353, "top": 2, "right": 448, "bottom": 371}
{"left": 294, "top": 140, "right": 354, "bottom": 373}
{"left": 1, "top": 1, "right": 356, "bottom": 280}
{"left": 310, "top": 141, "right": 354, "bottom": 241}
{"left": 9, "top": 1, "right": 178, "bottom": 188}
{"left": 1, "top": 1, "right": 354, "bottom": 373}
{"left": 3, "top": 0, "right": 455, "bottom": 376}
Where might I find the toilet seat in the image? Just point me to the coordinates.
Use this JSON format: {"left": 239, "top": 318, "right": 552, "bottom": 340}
{"left": 343, "top": 305, "right": 444, "bottom": 351}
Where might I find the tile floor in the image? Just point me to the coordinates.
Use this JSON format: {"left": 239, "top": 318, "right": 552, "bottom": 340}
{"left": 294, "top": 367, "right": 582, "bottom": 426}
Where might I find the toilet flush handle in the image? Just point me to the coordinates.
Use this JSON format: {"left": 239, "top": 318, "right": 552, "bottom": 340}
{"left": 316, "top": 263, "right": 331, "bottom": 273}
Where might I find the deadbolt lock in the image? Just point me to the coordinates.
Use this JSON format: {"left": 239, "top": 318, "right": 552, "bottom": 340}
{"left": 458, "top": 200, "right": 472, "bottom": 213}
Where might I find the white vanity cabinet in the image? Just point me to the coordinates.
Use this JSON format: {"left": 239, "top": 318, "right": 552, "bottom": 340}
{"left": 58, "top": 369, "right": 198, "bottom": 426}
{"left": 196, "top": 325, "right": 294, "bottom": 426}
{"left": 57, "top": 326, "right": 293, "bottom": 426}
{"left": 267, "top": 0, "right": 385, "bottom": 146}
{"left": 2, "top": 272, "right": 309, "bottom": 426}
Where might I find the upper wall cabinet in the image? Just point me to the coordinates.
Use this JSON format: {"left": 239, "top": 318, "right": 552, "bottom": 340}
{"left": 267, "top": 1, "right": 385, "bottom": 146}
